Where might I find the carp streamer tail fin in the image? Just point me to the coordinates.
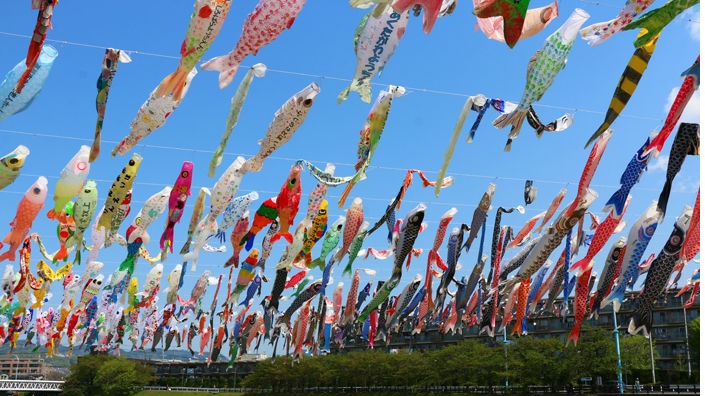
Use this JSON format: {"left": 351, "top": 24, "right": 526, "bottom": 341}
{"left": 155, "top": 69, "right": 189, "bottom": 99}
{"left": 338, "top": 181, "right": 356, "bottom": 209}
{"left": 337, "top": 81, "right": 372, "bottom": 104}
{"left": 579, "top": 17, "right": 619, "bottom": 47}
{"left": 566, "top": 322, "right": 581, "bottom": 346}
{"left": 603, "top": 187, "right": 630, "bottom": 218}
{"left": 393, "top": 0, "right": 442, "bottom": 34}
{"left": 627, "top": 307, "right": 652, "bottom": 337}
{"left": 160, "top": 227, "right": 174, "bottom": 253}
{"left": 493, "top": 108, "right": 527, "bottom": 152}
{"left": 201, "top": 55, "right": 240, "bottom": 90}
{"left": 224, "top": 253, "right": 239, "bottom": 268}
{"left": 656, "top": 179, "right": 672, "bottom": 219}
{"left": 309, "top": 257, "right": 325, "bottom": 270}
{"left": 569, "top": 258, "right": 593, "bottom": 277}
{"left": 271, "top": 232, "right": 293, "bottom": 244}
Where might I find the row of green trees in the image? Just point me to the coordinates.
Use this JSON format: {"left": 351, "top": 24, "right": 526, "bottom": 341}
{"left": 61, "top": 354, "right": 154, "bottom": 396}
{"left": 243, "top": 326, "right": 656, "bottom": 390}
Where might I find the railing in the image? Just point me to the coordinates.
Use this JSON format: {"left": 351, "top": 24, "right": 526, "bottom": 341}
{"left": 141, "top": 384, "right": 701, "bottom": 394}
{"left": 0, "top": 379, "right": 63, "bottom": 391}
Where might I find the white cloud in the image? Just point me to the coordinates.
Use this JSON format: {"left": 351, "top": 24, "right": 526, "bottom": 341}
{"left": 650, "top": 154, "right": 669, "bottom": 172}
{"left": 679, "top": 7, "right": 700, "bottom": 42}
{"left": 664, "top": 87, "right": 700, "bottom": 123}
{"left": 674, "top": 178, "right": 699, "bottom": 194}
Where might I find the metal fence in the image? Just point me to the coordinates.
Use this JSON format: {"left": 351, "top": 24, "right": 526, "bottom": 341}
{"left": 141, "top": 384, "right": 700, "bottom": 394}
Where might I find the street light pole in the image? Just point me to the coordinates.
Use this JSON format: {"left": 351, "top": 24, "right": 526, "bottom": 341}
{"left": 680, "top": 295, "right": 692, "bottom": 378}
{"left": 612, "top": 308, "right": 624, "bottom": 394}
{"left": 12, "top": 355, "right": 19, "bottom": 380}
{"left": 503, "top": 327, "right": 509, "bottom": 391}
{"left": 648, "top": 335, "right": 656, "bottom": 384}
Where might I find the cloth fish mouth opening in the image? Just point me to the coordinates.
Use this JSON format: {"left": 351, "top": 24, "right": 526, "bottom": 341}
{"left": 297, "top": 83, "right": 321, "bottom": 102}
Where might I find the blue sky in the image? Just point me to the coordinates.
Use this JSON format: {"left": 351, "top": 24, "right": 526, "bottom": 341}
{"left": 0, "top": 0, "right": 699, "bottom": 353}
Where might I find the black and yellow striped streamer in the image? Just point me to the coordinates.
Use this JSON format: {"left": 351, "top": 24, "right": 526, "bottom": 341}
{"left": 584, "top": 29, "right": 660, "bottom": 148}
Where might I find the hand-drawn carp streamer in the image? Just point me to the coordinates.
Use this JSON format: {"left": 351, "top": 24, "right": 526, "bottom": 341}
{"left": 91, "top": 48, "right": 132, "bottom": 163}
{"left": 15, "top": 0, "right": 58, "bottom": 93}
{"left": 96, "top": 154, "right": 142, "bottom": 235}
{"left": 112, "top": 68, "right": 197, "bottom": 156}
{"left": 209, "top": 64, "right": 266, "bottom": 178}
{"left": 47, "top": 145, "right": 91, "bottom": 222}
{"left": 391, "top": 0, "right": 443, "bottom": 34}
{"left": 474, "top": 1, "right": 559, "bottom": 44}
{"left": 655, "top": 123, "right": 699, "bottom": 219}
{"left": 243, "top": 83, "right": 320, "bottom": 173}
{"left": 201, "top": 0, "right": 307, "bottom": 89}
{"left": 180, "top": 187, "right": 208, "bottom": 256}
{"left": 645, "top": 56, "right": 700, "bottom": 155}
{"left": 628, "top": 205, "right": 692, "bottom": 337}
{"left": 580, "top": 0, "right": 663, "bottom": 47}
{"left": 37, "top": 201, "right": 75, "bottom": 263}
{"left": 338, "top": 5, "right": 409, "bottom": 104}
{"left": 437, "top": 0, "right": 458, "bottom": 16}
{"left": 584, "top": 30, "right": 659, "bottom": 148}
{"left": 119, "top": 187, "right": 171, "bottom": 274}
{"left": 66, "top": 179, "right": 97, "bottom": 264}
{"left": 493, "top": 9, "right": 589, "bottom": 151}
{"left": 472, "top": 0, "right": 531, "bottom": 49}
{"left": 0, "top": 45, "right": 58, "bottom": 122}
{"left": 0, "top": 176, "right": 48, "bottom": 262}
{"left": 338, "top": 85, "right": 405, "bottom": 207}
{"left": 0, "top": 145, "right": 30, "bottom": 191}
{"left": 271, "top": 165, "right": 302, "bottom": 244}
{"left": 160, "top": 162, "right": 193, "bottom": 257}
{"left": 156, "top": 0, "right": 232, "bottom": 98}
{"left": 622, "top": 0, "right": 699, "bottom": 48}
{"left": 185, "top": 156, "right": 247, "bottom": 271}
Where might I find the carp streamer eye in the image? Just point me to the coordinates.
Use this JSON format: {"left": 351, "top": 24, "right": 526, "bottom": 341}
{"left": 32, "top": 187, "right": 41, "bottom": 194}
{"left": 182, "top": 171, "right": 190, "bottom": 178}
{"left": 302, "top": 98, "right": 313, "bottom": 107}
{"left": 129, "top": 160, "right": 135, "bottom": 166}
{"left": 8, "top": 158, "right": 18, "bottom": 164}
